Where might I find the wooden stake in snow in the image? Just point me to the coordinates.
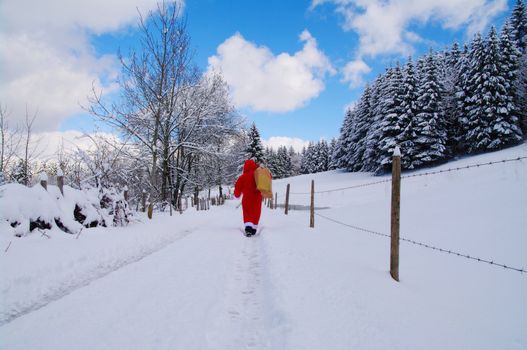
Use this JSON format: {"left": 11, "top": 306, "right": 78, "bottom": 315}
{"left": 40, "top": 172, "right": 48, "bottom": 191}
{"left": 57, "top": 169, "right": 64, "bottom": 196}
{"left": 391, "top": 146, "right": 401, "bottom": 282}
{"left": 274, "top": 192, "right": 277, "bottom": 210}
{"left": 310, "top": 180, "right": 315, "bottom": 228}
{"left": 285, "top": 184, "right": 290, "bottom": 215}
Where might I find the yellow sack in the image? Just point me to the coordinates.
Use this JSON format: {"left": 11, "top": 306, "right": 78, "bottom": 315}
{"left": 254, "top": 167, "right": 273, "bottom": 198}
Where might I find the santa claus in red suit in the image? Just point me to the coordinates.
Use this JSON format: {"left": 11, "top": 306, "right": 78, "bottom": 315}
{"left": 234, "top": 159, "right": 263, "bottom": 236}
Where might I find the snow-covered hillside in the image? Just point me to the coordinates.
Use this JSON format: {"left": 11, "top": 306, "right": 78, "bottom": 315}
{"left": 1, "top": 143, "right": 526, "bottom": 349}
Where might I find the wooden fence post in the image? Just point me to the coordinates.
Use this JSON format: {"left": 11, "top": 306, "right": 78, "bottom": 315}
{"left": 57, "top": 169, "right": 64, "bottom": 196}
{"left": 147, "top": 203, "right": 153, "bottom": 219}
{"left": 40, "top": 172, "right": 48, "bottom": 191}
{"left": 310, "top": 180, "right": 315, "bottom": 228}
{"left": 274, "top": 192, "right": 277, "bottom": 209}
{"left": 178, "top": 192, "right": 182, "bottom": 214}
{"left": 285, "top": 184, "right": 290, "bottom": 215}
{"left": 390, "top": 146, "right": 401, "bottom": 282}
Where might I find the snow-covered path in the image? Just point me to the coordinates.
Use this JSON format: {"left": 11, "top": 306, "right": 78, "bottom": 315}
{"left": 0, "top": 207, "right": 256, "bottom": 349}
{"left": 1, "top": 145, "right": 526, "bottom": 349}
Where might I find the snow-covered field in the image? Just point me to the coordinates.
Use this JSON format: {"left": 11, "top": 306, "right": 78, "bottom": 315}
{"left": 1, "top": 143, "right": 526, "bottom": 349}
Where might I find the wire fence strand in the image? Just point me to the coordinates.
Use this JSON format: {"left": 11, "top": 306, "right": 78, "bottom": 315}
{"left": 315, "top": 212, "right": 526, "bottom": 275}
{"left": 290, "top": 155, "right": 527, "bottom": 195}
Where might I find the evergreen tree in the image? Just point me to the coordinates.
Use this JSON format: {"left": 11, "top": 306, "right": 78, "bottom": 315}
{"left": 464, "top": 28, "right": 522, "bottom": 152}
{"left": 245, "top": 123, "right": 266, "bottom": 164}
{"left": 288, "top": 146, "right": 301, "bottom": 175}
{"left": 328, "top": 138, "right": 338, "bottom": 170}
{"left": 276, "top": 146, "right": 292, "bottom": 178}
{"left": 376, "top": 63, "right": 405, "bottom": 173}
{"left": 511, "top": 0, "right": 527, "bottom": 52}
{"left": 442, "top": 43, "right": 463, "bottom": 156}
{"left": 453, "top": 43, "right": 471, "bottom": 152}
{"left": 331, "top": 108, "right": 355, "bottom": 170}
{"left": 500, "top": 21, "right": 525, "bottom": 136}
{"left": 398, "top": 57, "right": 419, "bottom": 169}
{"left": 361, "top": 74, "right": 387, "bottom": 172}
{"left": 313, "top": 140, "right": 330, "bottom": 173}
{"left": 412, "top": 50, "right": 447, "bottom": 167}
{"left": 265, "top": 147, "right": 278, "bottom": 177}
{"left": 12, "top": 159, "right": 29, "bottom": 185}
{"left": 346, "top": 85, "right": 372, "bottom": 171}
{"left": 300, "top": 143, "right": 313, "bottom": 174}
{"left": 509, "top": 1, "right": 527, "bottom": 132}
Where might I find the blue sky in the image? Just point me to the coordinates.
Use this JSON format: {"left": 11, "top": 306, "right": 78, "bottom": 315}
{"left": 0, "top": 0, "right": 515, "bottom": 151}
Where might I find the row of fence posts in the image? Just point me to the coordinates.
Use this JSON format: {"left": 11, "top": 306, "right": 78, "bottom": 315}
{"left": 138, "top": 191, "right": 228, "bottom": 214}
{"left": 277, "top": 147, "right": 402, "bottom": 282}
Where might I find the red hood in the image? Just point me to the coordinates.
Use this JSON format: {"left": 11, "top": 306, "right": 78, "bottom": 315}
{"left": 243, "top": 159, "right": 258, "bottom": 173}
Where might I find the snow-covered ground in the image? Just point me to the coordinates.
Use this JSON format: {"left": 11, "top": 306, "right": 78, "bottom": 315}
{"left": 1, "top": 143, "right": 526, "bottom": 349}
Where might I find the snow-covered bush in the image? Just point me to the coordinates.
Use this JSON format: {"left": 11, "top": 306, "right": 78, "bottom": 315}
{"left": 0, "top": 183, "right": 130, "bottom": 237}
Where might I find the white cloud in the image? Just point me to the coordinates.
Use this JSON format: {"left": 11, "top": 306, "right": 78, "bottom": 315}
{"left": 312, "top": 0, "right": 507, "bottom": 86}
{"left": 342, "top": 59, "right": 371, "bottom": 88}
{"left": 0, "top": 0, "right": 172, "bottom": 131}
{"left": 4, "top": 130, "right": 120, "bottom": 163}
{"left": 262, "top": 136, "right": 311, "bottom": 152}
{"left": 208, "top": 30, "right": 335, "bottom": 113}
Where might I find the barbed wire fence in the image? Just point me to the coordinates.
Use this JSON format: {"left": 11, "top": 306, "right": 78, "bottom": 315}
{"left": 289, "top": 156, "right": 527, "bottom": 195}
{"left": 278, "top": 154, "right": 527, "bottom": 279}
{"left": 314, "top": 212, "right": 526, "bottom": 274}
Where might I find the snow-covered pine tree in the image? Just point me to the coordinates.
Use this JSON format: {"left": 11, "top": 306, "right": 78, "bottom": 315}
{"left": 464, "top": 28, "right": 522, "bottom": 152}
{"left": 331, "top": 108, "right": 355, "bottom": 170}
{"left": 441, "top": 43, "right": 464, "bottom": 157}
{"left": 346, "top": 84, "right": 372, "bottom": 171}
{"left": 398, "top": 57, "right": 419, "bottom": 169}
{"left": 361, "top": 74, "right": 387, "bottom": 172}
{"left": 453, "top": 43, "right": 472, "bottom": 153}
{"left": 276, "top": 146, "right": 292, "bottom": 178}
{"left": 314, "top": 140, "right": 330, "bottom": 173}
{"left": 265, "top": 147, "right": 279, "bottom": 177}
{"left": 412, "top": 50, "right": 447, "bottom": 167}
{"left": 500, "top": 21, "right": 525, "bottom": 138}
{"left": 511, "top": 0, "right": 527, "bottom": 52}
{"left": 288, "top": 146, "right": 301, "bottom": 175}
{"left": 245, "top": 123, "right": 266, "bottom": 164}
{"left": 300, "top": 143, "right": 313, "bottom": 174}
{"left": 376, "top": 63, "right": 405, "bottom": 173}
{"left": 12, "top": 159, "right": 30, "bottom": 185}
{"left": 510, "top": 0, "right": 527, "bottom": 132}
{"left": 328, "top": 138, "right": 338, "bottom": 170}
{"left": 306, "top": 142, "right": 318, "bottom": 174}
{"left": 310, "top": 142, "right": 322, "bottom": 173}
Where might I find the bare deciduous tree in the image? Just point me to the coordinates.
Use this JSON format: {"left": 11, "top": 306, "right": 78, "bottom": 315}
{"left": 88, "top": 1, "right": 242, "bottom": 210}
{"left": 0, "top": 103, "right": 22, "bottom": 176}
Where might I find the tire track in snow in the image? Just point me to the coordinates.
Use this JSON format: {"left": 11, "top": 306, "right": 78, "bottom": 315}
{"left": 0, "top": 228, "right": 195, "bottom": 326}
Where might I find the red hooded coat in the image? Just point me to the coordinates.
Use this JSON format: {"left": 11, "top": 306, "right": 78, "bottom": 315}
{"left": 234, "top": 159, "right": 262, "bottom": 226}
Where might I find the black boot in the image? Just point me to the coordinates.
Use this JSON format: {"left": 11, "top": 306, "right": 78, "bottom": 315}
{"left": 245, "top": 226, "right": 253, "bottom": 236}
